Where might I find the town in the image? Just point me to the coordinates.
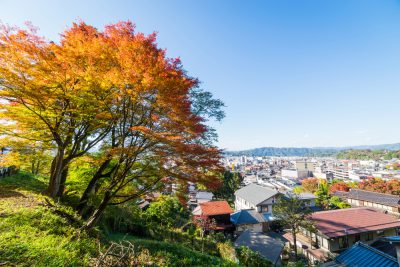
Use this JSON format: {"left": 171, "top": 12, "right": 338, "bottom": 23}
{"left": 186, "top": 154, "right": 400, "bottom": 265}
{"left": 1, "top": 1, "right": 399, "bottom": 267}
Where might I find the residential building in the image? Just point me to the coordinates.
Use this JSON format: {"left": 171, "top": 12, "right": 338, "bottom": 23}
{"left": 234, "top": 183, "right": 279, "bottom": 213}
{"left": 284, "top": 207, "right": 400, "bottom": 263}
{"left": 192, "top": 200, "right": 234, "bottom": 232}
{"left": 234, "top": 183, "right": 280, "bottom": 230}
{"left": 296, "top": 192, "right": 317, "bottom": 208}
{"left": 333, "top": 189, "right": 400, "bottom": 215}
{"left": 230, "top": 209, "right": 267, "bottom": 232}
{"left": 281, "top": 169, "right": 309, "bottom": 179}
{"left": 323, "top": 241, "right": 398, "bottom": 267}
{"left": 295, "top": 160, "right": 315, "bottom": 172}
{"left": 234, "top": 230, "right": 285, "bottom": 266}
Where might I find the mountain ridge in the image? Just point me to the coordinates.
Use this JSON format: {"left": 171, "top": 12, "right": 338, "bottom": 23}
{"left": 225, "top": 143, "right": 400, "bottom": 157}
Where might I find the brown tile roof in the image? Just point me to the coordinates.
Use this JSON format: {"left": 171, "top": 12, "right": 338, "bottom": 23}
{"left": 197, "top": 200, "right": 233, "bottom": 216}
{"left": 310, "top": 207, "right": 400, "bottom": 238}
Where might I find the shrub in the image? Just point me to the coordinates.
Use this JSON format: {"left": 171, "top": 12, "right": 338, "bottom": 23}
{"left": 236, "top": 246, "right": 272, "bottom": 267}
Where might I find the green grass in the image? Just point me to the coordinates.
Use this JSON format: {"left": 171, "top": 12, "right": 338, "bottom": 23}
{"left": 0, "top": 173, "right": 98, "bottom": 266}
{"left": 109, "top": 234, "right": 239, "bottom": 267}
{"left": 0, "top": 173, "right": 240, "bottom": 266}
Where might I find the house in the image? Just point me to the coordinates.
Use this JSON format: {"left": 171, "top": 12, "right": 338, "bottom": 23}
{"left": 230, "top": 209, "right": 267, "bottom": 232}
{"left": 323, "top": 241, "right": 398, "bottom": 267}
{"left": 234, "top": 230, "right": 285, "bottom": 266}
{"left": 285, "top": 192, "right": 318, "bottom": 208}
{"left": 192, "top": 200, "right": 234, "bottom": 232}
{"left": 233, "top": 183, "right": 280, "bottom": 232}
{"left": 196, "top": 191, "right": 214, "bottom": 203}
{"left": 284, "top": 207, "right": 400, "bottom": 264}
{"left": 188, "top": 190, "right": 214, "bottom": 210}
{"left": 296, "top": 192, "right": 317, "bottom": 207}
{"left": 235, "top": 183, "right": 279, "bottom": 213}
{"left": 333, "top": 189, "right": 400, "bottom": 215}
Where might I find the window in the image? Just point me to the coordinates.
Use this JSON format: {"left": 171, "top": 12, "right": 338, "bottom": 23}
{"left": 338, "top": 237, "right": 348, "bottom": 249}
{"left": 354, "top": 234, "right": 360, "bottom": 242}
{"left": 377, "top": 230, "right": 384, "bottom": 237}
{"left": 365, "top": 232, "right": 373, "bottom": 241}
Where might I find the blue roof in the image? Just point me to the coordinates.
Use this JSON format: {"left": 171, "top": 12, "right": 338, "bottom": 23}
{"left": 381, "top": 236, "right": 400, "bottom": 243}
{"left": 230, "top": 209, "right": 265, "bottom": 225}
{"left": 336, "top": 242, "right": 398, "bottom": 267}
{"left": 262, "top": 213, "right": 277, "bottom": 222}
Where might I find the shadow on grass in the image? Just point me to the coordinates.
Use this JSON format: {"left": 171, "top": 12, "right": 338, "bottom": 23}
{"left": 0, "top": 189, "right": 26, "bottom": 199}
{"left": 0, "top": 172, "right": 48, "bottom": 194}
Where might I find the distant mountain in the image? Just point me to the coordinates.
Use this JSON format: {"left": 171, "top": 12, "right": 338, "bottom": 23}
{"left": 225, "top": 143, "right": 400, "bottom": 157}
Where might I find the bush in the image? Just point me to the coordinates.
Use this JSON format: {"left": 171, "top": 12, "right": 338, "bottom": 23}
{"left": 217, "top": 241, "right": 238, "bottom": 263}
{"left": 236, "top": 246, "right": 272, "bottom": 267}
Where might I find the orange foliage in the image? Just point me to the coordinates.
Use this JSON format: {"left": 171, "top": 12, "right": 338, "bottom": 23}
{"left": 301, "top": 178, "right": 319, "bottom": 193}
{"left": 329, "top": 182, "right": 350, "bottom": 194}
{"left": 0, "top": 21, "right": 223, "bottom": 199}
{"left": 358, "top": 178, "right": 400, "bottom": 195}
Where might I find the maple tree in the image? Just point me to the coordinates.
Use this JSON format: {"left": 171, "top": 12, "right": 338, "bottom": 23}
{"left": 358, "top": 178, "right": 400, "bottom": 195}
{"left": 0, "top": 21, "right": 224, "bottom": 228}
{"left": 301, "top": 177, "right": 319, "bottom": 193}
{"left": 329, "top": 181, "right": 350, "bottom": 194}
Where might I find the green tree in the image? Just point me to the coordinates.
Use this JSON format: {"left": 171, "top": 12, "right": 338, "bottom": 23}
{"left": 315, "top": 180, "right": 330, "bottom": 209}
{"left": 144, "top": 195, "right": 189, "bottom": 228}
{"left": 329, "top": 196, "right": 351, "bottom": 209}
{"left": 273, "top": 195, "right": 314, "bottom": 261}
{"left": 213, "top": 171, "right": 243, "bottom": 202}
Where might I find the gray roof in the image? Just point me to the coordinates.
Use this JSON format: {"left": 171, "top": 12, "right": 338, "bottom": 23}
{"left": 234, "top": 230, "right": 285, "bottom": 265}
{"left": 235, "top": 183, "right": 279, "bottom": 206}
{"left": 297, "top": 192, "right": 317, "bottom": 200}
{"left": 334, "top": 189, "right": 400, "bottom": 208}
{"left": 196, "top": 191, "right": 214, "bottom": 200}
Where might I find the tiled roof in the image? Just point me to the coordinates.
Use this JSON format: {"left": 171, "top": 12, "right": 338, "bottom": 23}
{"left": 235, "top": 183, "right": 279, "bottom": 206}
{"left": 193, "top": 200, "right": 233, "bottom": 216}
{"left": 310, "top": 207, "right": 400, "bottom": 238}
{"left": 230, "top": 209, "right": 265, "bottom": 225}
{"left": 336, "top": 242, "right": 398, "bottom": 267}
{"left": 334, "top": 189, "right": 400, "bottom": 207}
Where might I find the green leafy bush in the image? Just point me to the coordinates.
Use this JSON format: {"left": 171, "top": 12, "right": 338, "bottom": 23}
{"left": 236, "top": 246, "right": 272, "bottom": 267}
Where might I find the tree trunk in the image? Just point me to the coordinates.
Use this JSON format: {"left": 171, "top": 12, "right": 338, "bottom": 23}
{"left": 46, "top": 148, "right": 66, "bottom": 198}
{"left": 31, "top": 161, "right": 35, "bottom": 175}
{"left": 76, "top": 159, "right": 111, "bottom": 215}
{"left": 35, "top": 160, "right": 40, "bottom": 176}
{"left": 57, "top": 166, "right": 69, "bottom": 197}
{"left": 82, "top": 191, "right": 111, "bottom": 230}
{"left": 292, "top": 228, "right": 297, "bottom": 261}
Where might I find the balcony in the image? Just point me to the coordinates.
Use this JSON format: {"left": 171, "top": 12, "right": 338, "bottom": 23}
{"left": 283, "top": 232, "right": 331, "bottom": 262}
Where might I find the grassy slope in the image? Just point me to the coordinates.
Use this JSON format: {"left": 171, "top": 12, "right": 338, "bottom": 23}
{"left": 109, "top": 234, "right": 237, "bottom": 267}
{"left": 0, "top": 173, "right": 97, "bottom": 266}
{"left": 0, "top": 173, "right": 236, "bottom": 267}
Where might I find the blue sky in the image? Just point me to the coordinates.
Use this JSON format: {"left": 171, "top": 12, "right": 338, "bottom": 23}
{"left": 1, "top": 0, "right": 400, "bottom": 150}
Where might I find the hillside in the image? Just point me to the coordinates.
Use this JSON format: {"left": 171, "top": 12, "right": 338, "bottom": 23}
{"left": 336, "top": 150, "right": 400, "bottom": 160}
{"left": 0, "top": 173, "right": 239, "bottom": 267}
{"left": 225, "top": 143, "right": 400, "bottom": 157}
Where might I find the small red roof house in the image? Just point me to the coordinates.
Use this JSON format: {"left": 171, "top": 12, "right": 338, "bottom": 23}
{"left": 192, "top": 201, "right": 234, "bottom": 232}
